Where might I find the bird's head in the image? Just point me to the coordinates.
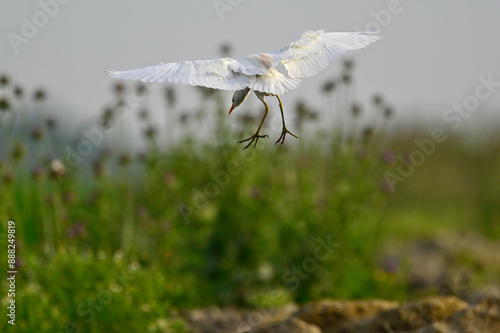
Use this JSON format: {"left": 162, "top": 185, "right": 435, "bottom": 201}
{"left": 229, "top": 87, "right": 251, "bottom": 115}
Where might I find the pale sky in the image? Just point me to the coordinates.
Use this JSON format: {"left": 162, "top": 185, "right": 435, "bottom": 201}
{"left": 2, "top": 1, "right": 500, "bottom": 133}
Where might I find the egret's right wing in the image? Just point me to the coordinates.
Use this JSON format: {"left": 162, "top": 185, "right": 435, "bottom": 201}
{"left": 107, "top": 58, "right": 255, "bottom": 91}
{"left": 274, "top": 30, "right": 381, "bottom": 79}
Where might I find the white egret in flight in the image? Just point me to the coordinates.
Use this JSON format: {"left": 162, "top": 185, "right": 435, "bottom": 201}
{"left": 107, "top": 30, "right": 380, "bottom": 148}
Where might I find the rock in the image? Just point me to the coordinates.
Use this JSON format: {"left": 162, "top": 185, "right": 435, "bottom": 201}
{"left": 191, "top": 296, "right": 500, "bottom": 333}
{"left": 188, "top": 304, "right": 298, "bottom": 333}
{"left": 442, "top": 296, "right": 500, "bottom": 333}
{"left": 187, "top": 307, "right": 251, "bottom": 333}
{"left": 408, "top": 240, "right": 448, "bottom": 291}
{"left": 292, "top": 299, "right": 398, "bottom": 332}
{"left": 244, "top": 318, "right": 321, "bottom": 333}
{"left": 348, "top": 296, "right": 468, "bottom": 332}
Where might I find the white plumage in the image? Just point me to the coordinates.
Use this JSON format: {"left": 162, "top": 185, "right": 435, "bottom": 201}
{"left": 107, "top": 29, "right": 381, "bottom": 148}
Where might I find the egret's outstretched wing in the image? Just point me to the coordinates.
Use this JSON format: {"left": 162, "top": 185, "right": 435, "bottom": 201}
{"left": 252, "top": 69, "right": 302, "bottom": 95}
{"left": 107, "top": 58, "right": 256, "bottom": 91}
{"left": 274, "top": 30, "right": 381, "bottom": 79}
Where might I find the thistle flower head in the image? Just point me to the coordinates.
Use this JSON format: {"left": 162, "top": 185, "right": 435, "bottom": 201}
{"left": 50, "top": 160, "right": 66, "bottom": 180}
{"left": 382, "top": 150, "right": 396, "bottom": 164}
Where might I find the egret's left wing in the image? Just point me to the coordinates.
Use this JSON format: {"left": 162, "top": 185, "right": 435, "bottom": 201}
{"left": 274, "top": 30, "right": 381, "bottom": 79}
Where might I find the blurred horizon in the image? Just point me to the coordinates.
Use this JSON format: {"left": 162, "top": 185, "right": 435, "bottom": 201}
{"left": 2, "top": 1, "right": 500, "bottom": 137}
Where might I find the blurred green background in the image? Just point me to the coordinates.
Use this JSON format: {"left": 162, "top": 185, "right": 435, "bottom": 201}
{"left": 1, "top": 57, "right": 499, "bottom": 332}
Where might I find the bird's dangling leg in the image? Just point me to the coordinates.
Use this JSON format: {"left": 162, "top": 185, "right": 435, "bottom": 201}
{"left": 238, "top": 99, "right": 270, "bottom": 149}
{"left": 275, "top": 95, "right": 299, "bottom": 145}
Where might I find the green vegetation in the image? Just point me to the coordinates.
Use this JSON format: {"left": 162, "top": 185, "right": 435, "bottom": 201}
{"left": 0, "top": 63, "right": 499, "bottom": 332}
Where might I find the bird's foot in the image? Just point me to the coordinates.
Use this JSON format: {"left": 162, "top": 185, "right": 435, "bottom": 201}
{"left": 238, "top": 133, "right": 268, "bottom": 149}
{"left": 275, "top": 127, "right": 299, "bottom": 145}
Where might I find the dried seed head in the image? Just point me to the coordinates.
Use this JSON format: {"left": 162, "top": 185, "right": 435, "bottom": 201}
{"left": 322, "top": 80, "right": 336, "bottom": 93}
{"left": 239, "top": 113, "right": 255, "bottom": 126}
{"left": 136, "top": 151, "right": 147, "bottom": 162}
{"left": 115, "top": 99, "right": 126, "bottom": 109}
{"left": 2, "top": 171, "right": 14, "bottom": 185}
{"left": 137, "top": 108, "right": 149, "bottom": 120}
{"left": 31, "top": 166, "right": 44, "bottom": 181}
{"left": 179, "top": 111, "right": 190, "bottom": 124}
{"left": 13, "top": 86, "right": 23, "bottom": 98}
{"left": 30, "top": 127, "right": 44, "bottom": 141}
{"left": 295, "top": 101, "right": 307, "bottom": 115}
{"left": 351, "top": 103, "right": 362, "bottom": 118}
{"left": 308, "top": 111, "right": 318, "bottom": 120}
{"left": 342, "top": 73, "right": 351, "bottom": 84}
{"left": 101, "top": 108, "right": 115, "bottom": 129}
{"left": 0, "top": 97, "right": 10, "bottom": 111}
{"left": 46, "top": 116, "right": 57, "bottom": 129}
{"left": 11, "top": 142, "right": 25, "bottom": 161}
{"left": 362, "top": 126, "right": 374, "bottom": 142}
{"left": 136, "top": 83, "right": 147, "bottom": 96}
{"left": 343, "top": 58, "right": 354, "bottom": 71}
{"left": 118, "top": 153, "right": 131, "bottom": 166}
{"left": 0, "top": 74, "right": 9, "bottom": 86}
{"left": 102, "top": 107, "right": 114, "bottom": 120}
{"left": 372, "top": 94, "right": 383, "bottom": 106}
{"left": 164, "top": 87, "right": 176, "bottom": 107}
{"left": 113, "top": 82, "right": 125, "bottom": 95}
{"left": 383, "top": 106, "right": 394, "bottom": 119}
{"left": 219, "top": 43, "right": 232, "bottom": 57}
{"left": 33, "top": 88, "right": 46, "bottom": 101}
{"left": 144, "top": 126, "right": 156, "bottom": 139}
{"left": 93, "top": 161, "right": 105, "bottom": 178}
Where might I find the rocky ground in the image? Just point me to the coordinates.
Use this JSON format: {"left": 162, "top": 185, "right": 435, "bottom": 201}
{"left": 188, "top": 296, "right": 500, "bottom": 333}
{"left": 187, "top": 235, "right": 500, "bottom": 332}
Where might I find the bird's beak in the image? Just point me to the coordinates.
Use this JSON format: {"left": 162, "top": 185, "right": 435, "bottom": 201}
{"left": 228, "top": 103, "right": 235, "bottom": 115}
